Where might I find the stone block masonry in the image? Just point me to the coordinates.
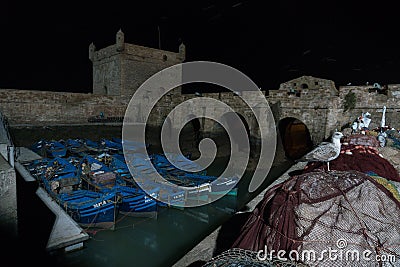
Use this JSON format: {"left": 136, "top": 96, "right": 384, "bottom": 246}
{"left": 0, "top": 89, "right": 129, "bottom": 125}
{"left": 337, "top": 85, "right": 400, "bottom": 129}
{"left": 1, "top": 77, "right": 399, "bottom": 147}
{"left": 267, "top": 76, "right": 400, "bottom": 143}
{"left": 90, "top": 29, "right": 185, "bottom": 97}
{"left": 0, "top": 154, "right": 17, "bottom": 238}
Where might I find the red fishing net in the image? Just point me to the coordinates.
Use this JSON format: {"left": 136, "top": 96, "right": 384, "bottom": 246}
{"left": 230, "top": 134, "right": 400, "bottom": 266}
{"left": 303, "top": 134, "right": 400, "bottom": 182}
{"left": 232, "top": 170, "right": 400, "bottom": 266}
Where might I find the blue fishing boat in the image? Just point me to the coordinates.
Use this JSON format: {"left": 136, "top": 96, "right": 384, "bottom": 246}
{"left": 108, "top": 154, "right": 164, "bottom": 215}
{"left": 152, "top": 171, "right": 210, "bottom": 203}
{"left": 56, "top": 189, "right": 118, "bottom": 229}
{"left": 114, "top": 185, "right": 160, "bottom": 218}
{"left": 126, "top": 153, "right": 187, "bottom": 208}
{"left": 113, "top": 138, "right": 149, "bottom": 152}
{"left": 41, "top": 157, "right": 81, "bottom": 192}
{"left": 26, "top": 156, "right": 81, "bottom": 193}
{"left": 151, "top": 153, "right": 213, "bottom": 202}
{"left": 152, "top": 153, "right": 239, "bottom": 197}
{"left": 79, "top": 154, "right": 120, "bottom": 191}
{"left": 81, "top": 154, "right": 161, "bottom": 218}
{"left": 30, "top": 139, "right": 47, "bottom": 156}
{"left": 83, "top": 138, "right": 105, "bottom": 153}
{"left": 100, "top": 138, "right": 123, "bottom": 154}
{"left": 30, "top": 158, "right": 118, "bottom": 229}
{"left": 46, "top": 140, "right": 68, "bottom": 158}
{"left": 108, "top": 154, "right": 133, "bottom": 182}
{"left": 63, "top": 138, "right": 86, "bottom": 155}
{"left": 151, "top": 153, "right": 207, "bottom": 176}
{"left": 31, "top": 139, "right": 67, "bottom": 158}
{"left": 26, "top": 157, "right": 54, "bottom": 180}
{"left": 157, "top": 185, "right": 186, "bottom": 208}
{"left": 181, "top": 173, "right": 239, "bottom": 197}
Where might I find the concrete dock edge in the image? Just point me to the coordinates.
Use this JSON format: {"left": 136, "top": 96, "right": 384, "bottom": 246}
{"left": 15, "top": 147, "right": 90, "bottom": 252}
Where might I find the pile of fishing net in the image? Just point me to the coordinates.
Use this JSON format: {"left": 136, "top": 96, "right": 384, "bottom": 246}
{"left": 342, "top": 133, "right": 380, "bottom": 147}
{"left": 229, "top": 170, "right": 400, "bottom": 266}
{"left": 303, "top": 134, "right": 400, "bottom": 182}
{"left": 386, "top": 129, "right": 400, "bottom": 150}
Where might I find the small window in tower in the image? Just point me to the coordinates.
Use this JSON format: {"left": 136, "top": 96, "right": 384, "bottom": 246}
{"left": 293, "top": 83, "right": 296, "bottom": 86}
{"left": 301, "top": 83, "right": 308, "bottom": 89}
{"left": 315, "top": 81, "right": 319, "bottom": 85}
{"left": 163, "top": 55, "right": 168, "bottom": 61}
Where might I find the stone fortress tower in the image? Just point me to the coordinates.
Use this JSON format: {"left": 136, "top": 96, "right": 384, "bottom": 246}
{"left": 89, "top": 29, "right": 186, "bottom": 97}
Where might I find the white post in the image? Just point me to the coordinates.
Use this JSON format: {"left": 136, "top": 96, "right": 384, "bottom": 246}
{"left": 8, "top": 146, "right": 15, "bottom": 168}
{"left": 380, "top": 106, "right": 386, "bottom": 128}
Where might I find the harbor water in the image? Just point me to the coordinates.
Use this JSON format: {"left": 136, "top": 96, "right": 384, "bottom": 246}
{"left": 9, "top": 125, "right": 293, "bottom": 267}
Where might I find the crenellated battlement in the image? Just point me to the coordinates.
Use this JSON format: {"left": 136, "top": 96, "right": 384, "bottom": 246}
{"left": 90, "top": 42, "right": 185, "bottom": 64}
{"left": 89, "top": 30, "right": 185, "bottom": 97}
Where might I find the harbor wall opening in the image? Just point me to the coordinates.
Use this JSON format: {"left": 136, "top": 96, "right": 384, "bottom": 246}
{"left": 278, "top": 117, "right": 313, "bottom": 160}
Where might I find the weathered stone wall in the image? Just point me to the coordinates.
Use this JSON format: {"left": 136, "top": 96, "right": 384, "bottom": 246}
{"left": 267, "top": 76, "right": 340, "bottom": 143}
{"left": 90, "top": 30, "right": 185, "bottom": 97}
{"left": 169, "top": 91, "right": 271, "bottom": 150}
{"left": 91, "top": 50, "right": 122, "bottom": 95}
{"left": 2, "top": 77, "right": 397, "bottom": 147}
{"left": 88, "top": 34, "right": 355, "bottom": 146}
{"left": 279, "top": 75, "right": 338, "bottom": 96}
{"left": 0, "top": 89, "right": 129, "bottom": 125}
{"left": 336, "top": 85, "right": 400, "bottom": 129}
{"left": 0, "top": 155, "right": 17, "bottom": 238}
{"left": 1, "top": 74, "right": 399, "bottom": 147}
{"left": 121, "top": 43, "right": 184, "bottom": 97}
{"left": 144, "top": 90, "right": 264, "bottom": 140}
{"left": 266, "top": 76, "right": 400, "bottom": 143}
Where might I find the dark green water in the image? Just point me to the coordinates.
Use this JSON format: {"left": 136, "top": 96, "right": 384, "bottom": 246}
{"left": 54, "top": 195, "right": 238, "bottom": 267}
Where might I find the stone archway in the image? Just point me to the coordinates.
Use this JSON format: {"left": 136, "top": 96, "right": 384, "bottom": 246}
{"left": 179, "top": 114, "right": 202, "bottom": 153}
{"left": 219, "top": 112, "right": 251, "bottom": 152}
{"left": 163, "top": 116, "right": 172, "bottom": 139}
{"left": 278, "top": 117, "right": 313, "bottom": 160}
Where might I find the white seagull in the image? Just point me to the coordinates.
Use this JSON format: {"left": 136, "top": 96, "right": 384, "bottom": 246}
{"left": 297, "top": 132, "right": 344, "bottom": 171}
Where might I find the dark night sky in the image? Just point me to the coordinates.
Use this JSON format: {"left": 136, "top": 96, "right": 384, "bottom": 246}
{"left": 2, "top": 1, "right": 400, "bottom": 93}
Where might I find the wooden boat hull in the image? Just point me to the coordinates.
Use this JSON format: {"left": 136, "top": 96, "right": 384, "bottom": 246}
{"left": 116, "top": 185, "right": 159, "bottom": 218}
{"left": 58, "top": 190, "right": 118, "bottom": 229}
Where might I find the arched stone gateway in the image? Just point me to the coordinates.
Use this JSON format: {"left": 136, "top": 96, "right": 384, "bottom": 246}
{"left": 220, "top": 112, "right": 250, "bottom": 136}
{"left": 163, "top": 116, "right": 172, "bottom": 139}
{"left": 267, "top": 75, "right": 342, "bottom": 144}
{"left": 278, "top": 117, "right": 313, "bottom": 160}
{"left": 179, "top": 115, "right": 202, "bottom": 151}
{"left": 218, "top": 112, "right": 251, "bottom": 152}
